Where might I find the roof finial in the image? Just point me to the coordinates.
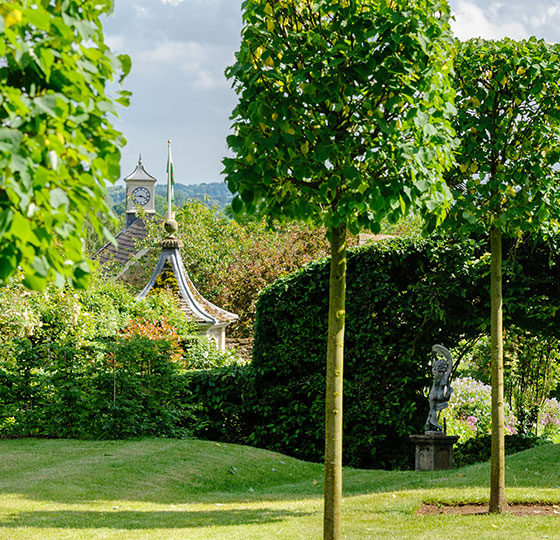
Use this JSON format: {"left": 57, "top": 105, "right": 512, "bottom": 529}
{"left": 161, "top": 218, "right": 183, "bottom": 249}
{"left": 138, "top": 153, "right": 143, "bottom": 165}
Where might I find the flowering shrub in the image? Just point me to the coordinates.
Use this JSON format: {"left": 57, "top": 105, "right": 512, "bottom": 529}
{"left": 456, "top": 327, "right": 560, "bottom": 434}
{"left": 0, "top": 283, "right": 43, "bottom": 342}
{"left": 116, "top": 317, "right": 184, "bottom": 368}
{"left": 538, "top": 398, "right": 560, "bottom": 442}
{"left": 441, "top": 377, "right": 517, "bottom": 443}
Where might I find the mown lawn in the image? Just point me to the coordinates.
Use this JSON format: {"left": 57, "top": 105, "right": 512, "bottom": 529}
{"left": 0, "top": 438, "right": 558, "bottom": 539}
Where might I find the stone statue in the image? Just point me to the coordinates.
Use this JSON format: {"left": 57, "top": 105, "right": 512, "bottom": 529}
{"left": 425, "top": 344, "right": 455, "bottom": 433}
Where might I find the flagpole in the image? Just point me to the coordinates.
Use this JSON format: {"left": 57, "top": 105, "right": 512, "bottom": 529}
{"left": 167, "top": 140, "right": 173, "bottom": 219}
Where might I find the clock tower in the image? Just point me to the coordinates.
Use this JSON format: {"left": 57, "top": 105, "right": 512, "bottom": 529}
{"left": 124, "top": 155, "right": 157, "bottom": 228}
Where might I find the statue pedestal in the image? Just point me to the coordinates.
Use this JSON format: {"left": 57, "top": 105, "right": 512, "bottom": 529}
{"left": 409, "top": 433, "right": 459, "bottom": 471}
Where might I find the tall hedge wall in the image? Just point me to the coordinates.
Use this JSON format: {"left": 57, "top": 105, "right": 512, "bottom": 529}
{"left": 250, "top": 234, "right": 560, "bottom": 469}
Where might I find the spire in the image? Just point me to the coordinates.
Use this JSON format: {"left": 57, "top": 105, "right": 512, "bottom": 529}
{"left": 137, "top": 220, "right": 238, "bottom": 328}
{"left": 123, "top": 157, "right": 157, "bottom": 182}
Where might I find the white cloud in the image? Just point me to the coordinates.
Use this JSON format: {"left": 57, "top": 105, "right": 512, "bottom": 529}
{"left": 527, "top": 5, "right": 560, "bottom": 29}
{"left": 105, "top": 34, "right": 125, "bottom": 53}
{"left": 136, "top": 40, "right": 229, "bottom": 90}
{"left": 160, "top": 0, "right": 184, "bottom": 5}
{"left": 451, "top": 0, "right": 528, "bottom": 40}
{"left": 134, "top": 4, "right": 152, "bottom": 18}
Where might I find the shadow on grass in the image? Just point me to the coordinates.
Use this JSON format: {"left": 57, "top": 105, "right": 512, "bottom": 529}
{"left": 0, "top": 508, "right": 311, "bottom": 529}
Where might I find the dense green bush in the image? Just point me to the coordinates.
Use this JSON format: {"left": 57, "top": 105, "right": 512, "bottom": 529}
{"left": 180, "top": 365, "right": 253, "bottom": 444}
{"left": 454, "top": 434, "right": 552, "bottom": 468}
{"left": 0, "top": 276, "right": 218, "bottom": 439}
{"left": 250, "top": 234, "right": 560, "bottom": 469}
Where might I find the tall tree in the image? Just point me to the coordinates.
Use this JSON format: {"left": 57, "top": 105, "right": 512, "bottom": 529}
{"left": 444, "top": 37, "right": 560, "bottom": 513}
{"left": 223, "top": 1, "right": 456, "bottom": 537}
{"left": 0, "top": 0, "right": 130, "bottom": 289}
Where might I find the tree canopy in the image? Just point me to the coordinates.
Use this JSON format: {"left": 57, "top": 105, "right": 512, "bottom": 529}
{"left": 447, "top": 37, "right": 560, "bottom": 236}
{"left": 224, "top": 0, "right": 457, "bottom": 232}
{"left": 0, "top": 0, "right": 130, "bottom": 289}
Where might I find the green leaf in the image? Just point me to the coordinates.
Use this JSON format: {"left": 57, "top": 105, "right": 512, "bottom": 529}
{"left": 118, "top": 54, "right": 132, "bottom": 82}
{"left": 50, "top": 188, "right": 69, "bottom": 209}
{"left": 31, "top": 255, "right": 50, "bottom": 277}
{"left": 231, "top": 196, "right": 243, "bottom": 214}
{"left": 23, "top": 271, "right": 47, "bottom": 291}
{"left": 34, "top": 95, "right": 58, "bottom": 117}
{"left": 0, "top": 128, "right": 22, "bottom": 152}
{"left": 343, "top": 166, "right": 359, "bottom": 180}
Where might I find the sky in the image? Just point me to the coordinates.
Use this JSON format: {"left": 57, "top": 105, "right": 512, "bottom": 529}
{"left": 103, "top": 0, "right": 560, "bottom": 186}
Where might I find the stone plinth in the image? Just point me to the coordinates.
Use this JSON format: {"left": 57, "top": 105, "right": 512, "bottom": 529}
{"left": 409, "top": 433, "right": 459, "bottom": 471}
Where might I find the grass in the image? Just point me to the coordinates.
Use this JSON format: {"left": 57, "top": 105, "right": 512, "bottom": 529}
{"left": 0, "top": 438, "right": 558, "bottom": 539}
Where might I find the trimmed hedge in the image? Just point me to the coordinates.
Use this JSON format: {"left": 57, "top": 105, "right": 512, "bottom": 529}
{"left": 180, "top": 365, "right": 254, "bottom": 444}
{"left": 454, "top": 434, "right": 552, "bottom": 468}
{"left": 249, "top": 234, "right": 560, "bottom": 469}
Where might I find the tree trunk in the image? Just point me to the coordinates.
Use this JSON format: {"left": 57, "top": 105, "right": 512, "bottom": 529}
{"left": 489, "top": 225, "right": 508, "bottom": 513}
{"left": 323, "top": 224, "right": 347, "bottom": 540}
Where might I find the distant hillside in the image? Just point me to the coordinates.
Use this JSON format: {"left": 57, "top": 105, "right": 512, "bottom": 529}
{"left": 107, "top": 182, "right": 233, "bottom": 215}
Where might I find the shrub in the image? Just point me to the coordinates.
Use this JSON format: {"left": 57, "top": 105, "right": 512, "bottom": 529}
{"left": 182, "top": 336, "right": 244, "bottom": 370}
{"left": 441, "top": 377, "right": 517, "bottom": 443}
{"left": 0, "top": 276, "right": 199, "bottom": 439}
{"left": 454, "top": 433, "right": 551, "bottom": 468}
{"left": 92, "top": 317, "right": 192, "bottom": 439}
{"left": 250, "top": 235, "right": 490, "bottom": 469}
{"left": 180, "top": 365, "right": 253, "bottom": 443}
{"left": 537, "top": 398, "right": 560, "bottom": 442}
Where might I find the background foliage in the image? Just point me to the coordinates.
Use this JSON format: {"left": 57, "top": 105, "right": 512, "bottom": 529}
{"left": 2, "top": 234, "right": 560, "bottom": 469}
{"left": 136, "top": 200, "right": 336, "bottom": 336}
{"left": 108, "top": 182, "right": 234, "bottom": 216}
{"left": 453, "top": 329, "right": 560, "bottom": 438}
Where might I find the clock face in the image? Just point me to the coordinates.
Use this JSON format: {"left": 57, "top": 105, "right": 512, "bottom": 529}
{"left": 132, "top": 186, "right": 151, "bottom": 205}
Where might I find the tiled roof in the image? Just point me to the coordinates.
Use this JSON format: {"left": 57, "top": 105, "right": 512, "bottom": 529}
{"left": 94, "top": 217, "right": 152, "bottom": 266}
